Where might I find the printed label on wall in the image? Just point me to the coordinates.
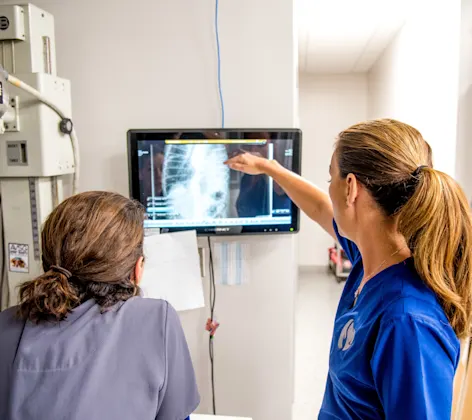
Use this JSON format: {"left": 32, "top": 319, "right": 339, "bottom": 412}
{"left": 9, "top": 243, "right": 29, "bottom": 273}
{"left": 213, "top": 242, "right": 251, "bottom": 286}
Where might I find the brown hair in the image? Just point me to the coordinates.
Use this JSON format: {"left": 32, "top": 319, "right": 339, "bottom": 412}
{"left": 336, "top": 119, "right": 472, "bottom": 338}
{"left": 18, "top": 191, "right": 145, "bottom": 323}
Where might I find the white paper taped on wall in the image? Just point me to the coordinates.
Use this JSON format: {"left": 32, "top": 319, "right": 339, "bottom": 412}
{"left": 140, "top": 230, "right": 204, "bottom": 311}
{"left": 213, "top": 242, "right": 251, "bottom": 286}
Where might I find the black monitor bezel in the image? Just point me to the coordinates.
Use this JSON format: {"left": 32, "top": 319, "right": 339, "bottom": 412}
{"left": 127, "top": 128, "right": 302, "bottom": 236}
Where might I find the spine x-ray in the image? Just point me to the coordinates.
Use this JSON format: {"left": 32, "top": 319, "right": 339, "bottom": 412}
{"left": 162, "top": 144, "right": 230, "bottom": 219}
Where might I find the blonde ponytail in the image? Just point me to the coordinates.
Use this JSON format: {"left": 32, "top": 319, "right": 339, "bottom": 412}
{"left": 398, "top": 168, "right": 472, "bottom": 338}
{"left": 336, "top": 119, "right": 472, "bottom": 338}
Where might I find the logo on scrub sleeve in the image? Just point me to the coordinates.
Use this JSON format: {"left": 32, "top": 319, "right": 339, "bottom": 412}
{"left": 338, "top": 319, "right": 355, "bottom": 351}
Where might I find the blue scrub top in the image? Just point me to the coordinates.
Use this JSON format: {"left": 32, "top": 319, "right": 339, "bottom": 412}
{"left": 319, "top": 222, "right": 460, "bottom": 419}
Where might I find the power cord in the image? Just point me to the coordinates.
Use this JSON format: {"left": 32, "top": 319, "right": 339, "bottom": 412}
{"left": 208, "top": 0, "right": 223, "bottom": 413}
{"left": 215, "top": 0, "right": 225, "bottom": 128}
{"left": 207, "top": 236, "right": 217, "bottom": 414}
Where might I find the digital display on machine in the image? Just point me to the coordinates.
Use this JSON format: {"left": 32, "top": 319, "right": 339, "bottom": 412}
{"left": 128, "top": 129, "right": 301, "bottom": 235}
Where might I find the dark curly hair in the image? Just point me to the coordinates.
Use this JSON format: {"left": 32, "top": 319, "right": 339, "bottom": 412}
{"left": 18, "top": 191, "right": 145, "bottom": 323}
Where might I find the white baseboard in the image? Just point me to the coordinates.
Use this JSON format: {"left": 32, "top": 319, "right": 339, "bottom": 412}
{"left": 298, "top": 265, "right": 327, "bottom": 275}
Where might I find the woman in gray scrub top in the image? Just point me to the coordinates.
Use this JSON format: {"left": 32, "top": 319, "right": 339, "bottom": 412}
{"left": 0, "top": 191, "right": 200, "bottom": 420}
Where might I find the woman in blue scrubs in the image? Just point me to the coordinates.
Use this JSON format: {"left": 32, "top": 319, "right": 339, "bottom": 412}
{"left": 226, "top": 118, "right": 472, "bottom": 419}
{"left": 0, "top": 191, "right": 199, "bottom": 420}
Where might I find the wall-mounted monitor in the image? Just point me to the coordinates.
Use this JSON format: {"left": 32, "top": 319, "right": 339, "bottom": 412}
{"left": 128, "top": 129, "right": 301, "bottom": 235}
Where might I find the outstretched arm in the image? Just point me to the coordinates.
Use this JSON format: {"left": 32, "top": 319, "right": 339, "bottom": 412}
{"left": 225, "top": 153, "right": 335, "bottom": 239}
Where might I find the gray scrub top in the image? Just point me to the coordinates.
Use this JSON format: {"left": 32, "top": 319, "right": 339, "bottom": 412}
{"left": 0, "top": 296, "right": 200, "bottom": 420}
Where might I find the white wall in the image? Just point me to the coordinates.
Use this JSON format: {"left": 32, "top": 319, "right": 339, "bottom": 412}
{"left": 368, "top": 0, "right": 462, "bottom": 175}
{"left": 3, "top": 1, "right": 298, "bottom": 419}
{"left": 298, "top": 74, "right": 368, "bottom": 267}
{"left": 456, "top": 0, "right": 472, "bottom": 199}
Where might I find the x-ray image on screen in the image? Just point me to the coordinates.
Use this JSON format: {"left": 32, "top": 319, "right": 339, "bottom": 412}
{"left": 162, "top": 144, "right": 230, "bottom": 220}
{"left": 129, "top": 129, "right": 301, "bottom": 235}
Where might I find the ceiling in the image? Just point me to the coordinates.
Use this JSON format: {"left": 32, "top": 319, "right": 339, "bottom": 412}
{"left": 298, "top": 0, "right": 413, "bottom": 74}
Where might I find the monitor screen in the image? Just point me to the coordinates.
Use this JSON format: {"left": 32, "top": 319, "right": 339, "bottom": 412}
{"left": 128, "top": 129, "right": 301, "bottom": 235}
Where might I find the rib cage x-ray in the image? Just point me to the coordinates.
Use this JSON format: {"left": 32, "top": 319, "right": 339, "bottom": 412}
{"left": 162, "top": 144, "right": 230, "bottom": 219}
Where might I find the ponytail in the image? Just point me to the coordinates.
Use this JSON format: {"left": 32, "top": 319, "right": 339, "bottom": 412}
{"left": 18, "top": 270, "right": 81, "bottom": 323}
{"left": 398, "top": 167, "right": 472, "bottom": 338}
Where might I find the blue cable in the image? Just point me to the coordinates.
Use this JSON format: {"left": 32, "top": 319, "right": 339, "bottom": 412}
{"left": 215, "top": 0, "right": 225, "bottom": 128}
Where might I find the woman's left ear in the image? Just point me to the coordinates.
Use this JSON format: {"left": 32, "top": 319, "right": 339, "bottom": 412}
{"left": 346, "top": 173, "right": 359, "bottom": 206}
{"left": 134, "top": 256, "right": 144, "bottom": 285}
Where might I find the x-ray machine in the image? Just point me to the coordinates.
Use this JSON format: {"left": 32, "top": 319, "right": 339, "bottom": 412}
{"left": 0, "top": 4, "right": 78, "bottom": 309}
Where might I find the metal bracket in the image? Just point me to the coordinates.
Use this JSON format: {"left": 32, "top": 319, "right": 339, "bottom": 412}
{"left": 198, "top": 247, "right": 206, "bottom": 278}
{"left": 4, "top": 95, "right": 20, "bottom": 132}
